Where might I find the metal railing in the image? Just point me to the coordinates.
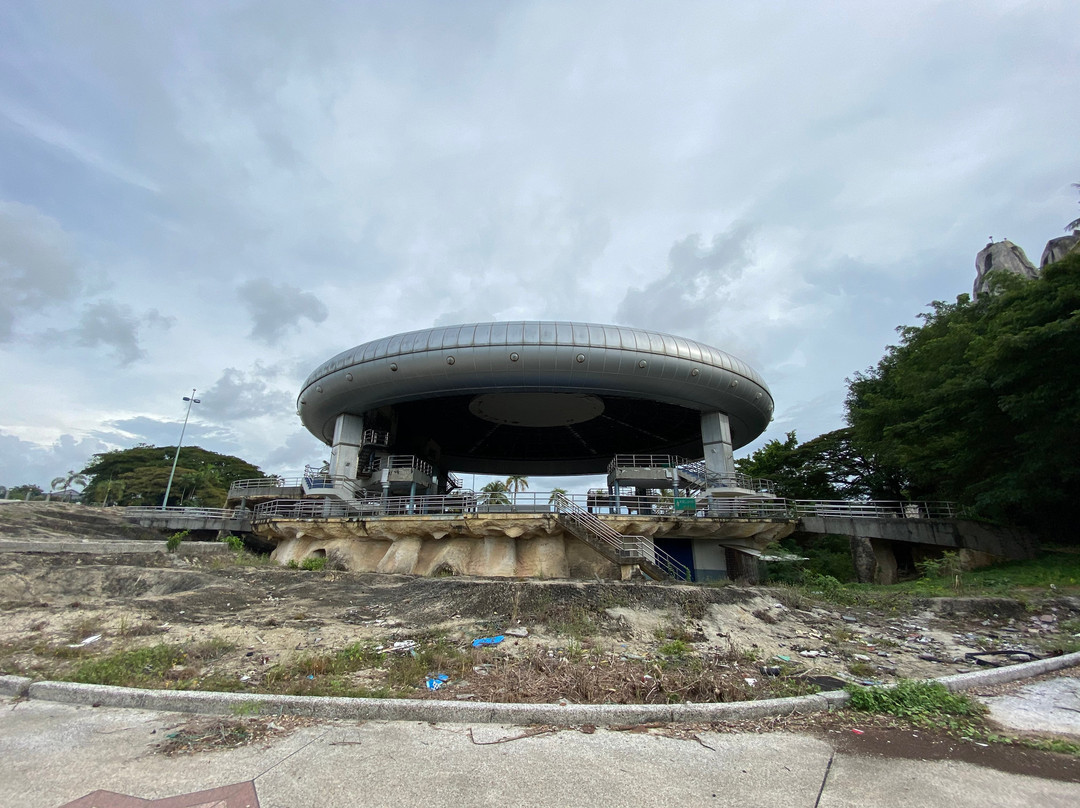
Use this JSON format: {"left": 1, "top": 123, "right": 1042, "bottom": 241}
{"left": 551, "top": 494, "right": 692, "bottom": 580}
{"left": 790, "top": 500, "right": 957, "bottom": 520}
{"left": 124, "top": 506, "right": 252, "bottom": 521}
{"left": 248, "top": 490, "right": 956, "bottom": 523}
{"left": 608, "top": 454, "right": 683, "bottom": 472}
{"left": 371, "top": 455, "right": 434, "bottom": 476}
{"left": 675, "top": 461, "right": 777, "bottom": 494}
{"left": 362, "top": 429, "right": 389, "bottom": 447}
{"left": 607, "top": 455, "right": 777, "bottom": 495}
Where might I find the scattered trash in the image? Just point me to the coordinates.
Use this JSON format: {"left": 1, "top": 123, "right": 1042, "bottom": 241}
{"left": 386, "top": 640, "right": 418, "bottom": 654}
{"left": 425, "top": 674, "right": 450, "bottom": 691}
{"left": 851, "top": 729, "right": 865, "bottom": 735}
{"left": 773, "top": 655, "right": 792, "bottom": 663}
{"left": 68, "top": 634, "right": 102, "bottom": 648}
{"left": 307, "top": 674, "right": 315, "bottom": 680}
{"left": 744, "top": 677, "right": 757, "bottom": 687}
{"left": 472, "top": 635, "right": 505, "bottom": 647}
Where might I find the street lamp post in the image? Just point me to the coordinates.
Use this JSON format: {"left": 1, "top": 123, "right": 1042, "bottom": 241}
{"left": 161, "top": 389, "right": 201, "bottom": 509}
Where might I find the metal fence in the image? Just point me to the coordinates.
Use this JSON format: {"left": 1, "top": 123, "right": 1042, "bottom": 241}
{"left": 124, "top": 506, "right": 252, "bottom": 521}
{"left": 250, "top": 492, "right": 957, "bottom": 522}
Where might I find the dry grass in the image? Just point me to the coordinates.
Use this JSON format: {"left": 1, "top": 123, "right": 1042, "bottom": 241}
{"left": 453, "top": 644, "right": 817, "bottom": 705}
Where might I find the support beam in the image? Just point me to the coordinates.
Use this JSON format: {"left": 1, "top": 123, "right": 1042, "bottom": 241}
{"left": 700, "top": 411, "right": 734, "bottom": 478}
{"left": 329, "top": 414, "right": 364, "bottom": 479}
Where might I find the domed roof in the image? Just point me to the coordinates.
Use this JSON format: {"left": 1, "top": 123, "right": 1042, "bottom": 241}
{"left": 298, "top": 321, "right": 773, "bottom": 474}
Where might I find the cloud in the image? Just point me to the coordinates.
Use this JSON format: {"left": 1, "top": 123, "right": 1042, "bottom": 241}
{"left": 0, "top": 201, "right": 82, "bottom": 341}
{"left": 92, "top": 416, "right": 239, "bottom": 453}
{"left": 238, "top": 280, "right": 328, "bottom": 344}
{"left": 39, "top": 301, "right": 171, "bottom": 365}
{"left": 615, "top": 224, "right": 756, "bottom": 339}
{"left": 0, "top": 431, "right": 109, "bottom": 489}
{"left": 260, "top": 429, "right": 328, "bottom": 473}
{"left": 199, "top": 365, "right": 294, "bottom": 420}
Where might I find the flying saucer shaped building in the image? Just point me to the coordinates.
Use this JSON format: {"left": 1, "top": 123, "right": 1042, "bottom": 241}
{"left": 298, "top": 321, "right": 773, "bottom": 488}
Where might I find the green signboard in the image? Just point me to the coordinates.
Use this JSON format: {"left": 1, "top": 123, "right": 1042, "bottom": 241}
{"left": 673, "top": 497, "right": 697, "bottom": 512}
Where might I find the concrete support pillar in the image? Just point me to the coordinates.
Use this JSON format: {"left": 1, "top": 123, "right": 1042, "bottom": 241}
{"left": 850, "top": 536, "right": 877, "bottom": 584}
{"left": 330, "top": 414, "right": 364, "bottom": 479}
{"left": 701, "top": 411, "right": 734, "bottom": 479}
{"left": 870, "top": 539, "right": 899, "bottom": 585}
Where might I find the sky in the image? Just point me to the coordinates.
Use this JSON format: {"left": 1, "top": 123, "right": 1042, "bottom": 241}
{"left": 1, "top": 0, "right": 1077, "bottom": 496}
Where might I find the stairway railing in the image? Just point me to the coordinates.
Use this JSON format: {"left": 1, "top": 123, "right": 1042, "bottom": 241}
{"left": 550, "top": 493, "right": 691, "bottom": 581}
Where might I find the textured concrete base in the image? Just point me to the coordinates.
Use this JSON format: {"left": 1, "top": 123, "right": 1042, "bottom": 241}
{"left": 262, "top": 513, "right": 792, "bottom": 578}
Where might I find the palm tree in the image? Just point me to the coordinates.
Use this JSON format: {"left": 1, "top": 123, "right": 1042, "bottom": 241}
{"left": 505, "top": 474, "right": 529, "bottom": 506}
{"left": 50, "top": 470, "right": 88, "bottom": 502}
{"left": 548, "top": 487, "right": 569, "bottom": 510}
{"left": 479, "top": 480, "right": 510, "bottom": 505}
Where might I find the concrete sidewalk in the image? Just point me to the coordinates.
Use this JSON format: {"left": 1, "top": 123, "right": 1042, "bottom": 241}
{"left": 3, "top": 697, "right": 1078, "bottom": 808}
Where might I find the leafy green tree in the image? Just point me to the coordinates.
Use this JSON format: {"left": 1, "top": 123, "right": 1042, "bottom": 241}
{"left": 846, "top": 252, "right": 1080, "bottom": 534}
{"left": 735, "top": 428, "right": 903, "bottom": 500}
{"left": 7, "top": 484, "right": 44, "bottom": 501}
{"left": 80, "top": 445, "right": 263, "bottom": 507}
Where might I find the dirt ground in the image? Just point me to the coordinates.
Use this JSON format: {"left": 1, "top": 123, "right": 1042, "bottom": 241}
{"left": 2, "top": 545, "right": 1077, "bottom": 696}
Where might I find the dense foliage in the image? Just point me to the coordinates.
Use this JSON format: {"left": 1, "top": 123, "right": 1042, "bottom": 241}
{"left": 845, "top": 253, "right": 1080, "bottom": 534}
{"left": 80, "top": 445, "right": 264, "bottom": 507}
{"left": 734, "top": 427, "right": 904, "bottom": 500}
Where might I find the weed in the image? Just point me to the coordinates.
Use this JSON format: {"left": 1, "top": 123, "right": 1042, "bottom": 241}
{"left": 300, "top": 556, "right": 327, "bottom": 571}
{"left": 220, "top": 534, "right": 245, "bottom": 552}
{"left": 846, "top": 679, "right": 985, "bottom": 730}
{"left": 71, "top": 644, "right": 185, "bottom": 687}
{"left": 847, "top": 661, "right": 877, "bottom": 678}
{"left": 658, "top": 639, "right": 689, "bottom": 659}
{"left": 286, "top": 560, "right": 300, "bottom": 569}
{"left": 167, "top": 530, "right": 189, "bottom": 553}
{"left": 229, "top": 701, "right": 263, "bottom": 717}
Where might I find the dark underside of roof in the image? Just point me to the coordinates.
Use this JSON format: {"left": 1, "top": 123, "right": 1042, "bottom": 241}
{"left": 383, "top": 394, "right": 704, "bottom": 475}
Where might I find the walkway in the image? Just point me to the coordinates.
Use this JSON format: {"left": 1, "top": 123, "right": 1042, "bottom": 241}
{"left": 3, "top": 697, "right": 1077, "bottom": 808}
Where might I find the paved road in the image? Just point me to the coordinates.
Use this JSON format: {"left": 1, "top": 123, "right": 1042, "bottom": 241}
{"left": 3, "top": 697, "right": 1078, "bottom": 808}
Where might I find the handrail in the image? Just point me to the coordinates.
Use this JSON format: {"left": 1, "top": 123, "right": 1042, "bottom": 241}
{"left": 124, "top": 506, "right": 251, "bottom": 520}
{"left": 608, "top": 454, "right": 684, "bottom": 472}
{"left": 551, "top": 493, "right": 692, "bottom": 581}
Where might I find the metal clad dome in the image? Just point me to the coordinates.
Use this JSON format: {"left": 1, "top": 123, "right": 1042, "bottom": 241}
{"left": 298, "top": 321, "right": 773, "bottom": 474}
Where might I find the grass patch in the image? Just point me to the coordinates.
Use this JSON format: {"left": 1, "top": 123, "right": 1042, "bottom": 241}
{"left": 71, "top": 644, "right": 186, "bottom": 687}
{"left": 847, "top": 679, "right": 985, "bottom": 731}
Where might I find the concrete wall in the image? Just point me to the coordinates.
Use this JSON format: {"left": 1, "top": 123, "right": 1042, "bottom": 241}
{"left": 691, "top": 539, "right": 728, "bottom": 582}
{"left": 798, "top": 516, "right": 1037, "bottom": 561}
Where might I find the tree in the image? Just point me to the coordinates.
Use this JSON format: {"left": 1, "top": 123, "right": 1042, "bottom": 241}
{"left": 8, "top": 484, "right": 44, "bottom": 501}
{"left": 505, "top": 474, "right": 529, "bottom": 506}
{"left": 846, "top": 252, "right": 1080, "bottom": 535}
{"left": 735, "top": 428, "right": 903, "bottom": 501}
{"left": 80, "top": 445, "right": 264, "bottom": 507}
{"left": 548, "top": 487, "right": 569, "bottom": 505}
{"left": 50, "top": 470, "right": 88, "bottom": 502}
{"left": 479, "top": 480, "right": 510, "bottom": 505}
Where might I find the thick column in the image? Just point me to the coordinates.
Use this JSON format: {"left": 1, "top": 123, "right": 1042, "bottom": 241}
{"left": 329, "top": 414, "right": 364, "bottom": 478}
{"left": 700, "top": 411, "right": 734, "bottom": 479}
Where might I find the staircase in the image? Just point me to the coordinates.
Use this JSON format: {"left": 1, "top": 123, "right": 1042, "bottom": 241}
{"left": 551, "top": 494, "right": 691, "bottom": 581}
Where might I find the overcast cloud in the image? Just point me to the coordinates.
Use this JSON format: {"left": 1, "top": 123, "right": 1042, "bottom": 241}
{"left": 0, "top": 1, "right": 1077, "bottom": 491}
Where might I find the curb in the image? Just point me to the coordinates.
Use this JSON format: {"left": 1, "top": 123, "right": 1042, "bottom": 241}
{"left": 5, "top": 652, "right": 1078, "bottom": 726}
